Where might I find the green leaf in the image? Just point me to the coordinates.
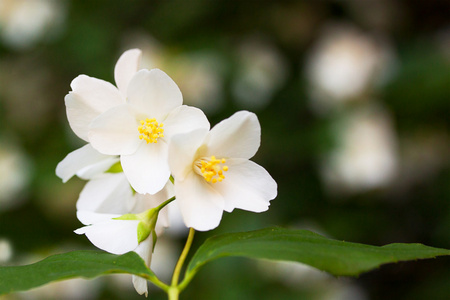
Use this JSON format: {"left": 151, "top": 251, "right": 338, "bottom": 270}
{"left": 0, "top": 250, "right": 156, "bottom": 295}
{"left": 185, "top": 227, "right": 450, "bottom": 281}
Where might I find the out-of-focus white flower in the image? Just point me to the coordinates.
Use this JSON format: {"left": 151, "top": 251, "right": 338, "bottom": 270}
{"left": 0, "top": 0, "right": 66, "bottom": 50}
{"left": 120, "top": 33, "right": 165, "bottom": 71}
{"left": 321, "top": 103, "right": 398, "bottom": 194}
{"left": 169, "top": 111, "right": 277, "bottom": 231}
{"left": 259, "top": 261, "right": 331, "bottom": 288}
{"left": 232, "top": 37, "right": 288, "bottom": 110}
{"left": 17, "top": 278, "right": 100, "bottom": 300}
{"left": 0, "top": 138, "right": 31, "bottom": 211}
{"left": 306, "top": 23, "right": 395, "bottom": 114}
{"left": 259, "top": 260, "right": 367, "bottom": 300}
{"left": 168, "top": 52, "right": 225, "bottom": 113}
{"left": 88, "top": 68, "right": 209, "bottom": 195}
{"left": 0, "top": 239, "right": 12, "bottom": 263}
{"left": 120, "top": 32, "right": 226, "bottom": 113}
{"left": 321, "top": 283, "right": 368, "bottom": 300}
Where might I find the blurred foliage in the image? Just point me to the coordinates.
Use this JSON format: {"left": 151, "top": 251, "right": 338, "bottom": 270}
{"left": 0, "top": 0, "right": 449, "bottom": 299}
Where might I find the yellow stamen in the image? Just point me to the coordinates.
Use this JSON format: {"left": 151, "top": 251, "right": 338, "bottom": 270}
{"left": 138, "top": 118, "right": 164, "bottom": 144}
{"left": 193, "top": 155, "right": 229, "bottom": 183}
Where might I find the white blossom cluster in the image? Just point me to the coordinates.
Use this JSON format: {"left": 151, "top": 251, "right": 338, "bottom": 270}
{"left": 56, "top": 49, "right": 277, "bottom": 295}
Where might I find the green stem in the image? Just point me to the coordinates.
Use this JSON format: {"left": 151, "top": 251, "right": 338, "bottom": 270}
{"left": 169, "top": 228, "right": 196, "bottom": 298}
{"left": 141, "top": 273, "right": 170, "bottom": 292}
{"left": 168, "top": 286, "right": 179, "bottom": 300}
{"left": 156, "top": 196, "right": 176, "bottom": 212}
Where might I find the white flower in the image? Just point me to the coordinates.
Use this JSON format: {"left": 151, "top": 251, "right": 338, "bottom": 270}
{"left": 64, "top": 49, "right": 209, "bottom": 194}
{"left": 57, "top": 49, "right": 142, "bottom": 183}
{"left": 55, "top": 144, "right": 119, "bottom": 183}
{"left": 65, "top": 49, "right": 142, "bottom": 142}
{"left": 75, "top": 178, "right": 173, "bottom": 296}
{"left": 75, "top": 172, "right": 135, "bottom": 214}
{"left": 169, "top": 111, "right": 277, "bottom": 231}
{"left": 88, "top": 68, "right": 210, "bottom": 195}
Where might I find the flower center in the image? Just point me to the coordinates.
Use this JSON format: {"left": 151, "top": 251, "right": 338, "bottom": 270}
{"left": 138, "top": 118, "right": 164, "bottom": 144}
{"left": 194, "top": 155, "right": 229, "bottom": 183}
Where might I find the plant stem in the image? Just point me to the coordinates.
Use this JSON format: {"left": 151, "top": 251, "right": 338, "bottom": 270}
{"left": 169, "top": 227, "right": 195, "bottom": 299}
{"left": 156, "top": 196, "right": 176, "bottom": 212}
{"left": 168, "top": 286, "right": 179, "bottom": 300}
{"left": 142, "top": 273, "right": 170, "bottom": 292}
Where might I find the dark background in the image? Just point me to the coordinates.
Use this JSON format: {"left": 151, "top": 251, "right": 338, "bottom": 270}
{"left": 0, "top": 1, "right": 449, "bottom": 299}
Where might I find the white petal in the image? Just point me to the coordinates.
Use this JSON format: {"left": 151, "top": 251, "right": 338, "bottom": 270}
{"left": 76, "top": 211, "right": 121, "bottom": 226}
{"left": 75, "top": 220, "right": 140, "bottom": 254}
{"left": 66, "top": 75, "right": 124, "bottom": 140}
{"left": 132, "top": 274, "right": 148, "bottom": 297}
{"left": 76, "top": 156, "right": 119, "bottom": 180}
{"left": 168, "top": 129, "right": 208, "bottom": 182}
{"left": 127, "top": 69, "right": 183, "bottom": 119}
{"left": 76, "top": 173, "right": 134, "bottom": 214}
{"left": 205, "top": 111, "right": 260, "bottom": 159}
{"left": 56, "top": 144, "right": 116, "bottom": 182}
{"left": 162, "top": 105, "right": 210, "bottom": 141}
{"left": 89, "top": 104, "right": 141, "bottom": 155}
{"left": 132, "top": 234, "right": 153, "bottom": 296}
{"left": 121, "top": 142, "right": 170, "bottom": 195}
{"left": 214, "top": 159, "right": 277, "bottom": 213}
{"left": 175, "top": 172, "right": 224, "bottom": 231}
{"left": 114, "top": 49, "right": 142, "bottom": 97}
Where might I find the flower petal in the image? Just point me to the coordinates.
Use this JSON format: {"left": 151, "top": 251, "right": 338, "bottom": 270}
{"left": 66, "top": 75, "right": 124, "bottom": 141}
{"left": 121, "top": 142, "right": 170, "bottom": 195}
{"left": 169, "top": 129, "right": 208, "bottom": 182}
{"left": 205, "top": 111, "right": 261, "bottom": 159}
{"left": 127, "top": 69, "right": 183, "bottom": 119}
{"left": 89, "top": 104, "right": 141, "bottom": 155}
{"left": 114, "top": 49, "right": 142, "bottom": 97}
{"left": 75, "top": 219, "right": 140, "bottom": 254}
{"left": 214, "top": 159, "right": 277, "bottom": 213}
{"left": 76, "top": 156, "right": 119, "bottom": 180}
{"left": 132, "top": 234, "right": 153, "bottom": 296}
{"left": 175, "top": 172, "right": 224, "bottom": 231}
{"left": 56, "top": 144, "right": 117, "bottom": 182}
{"left": 76, "top": 211, "right": 121, "bottom": 226}
{"left": 76, "top": 173, "right": 134, "bottom": 214}
{"left": 162, "top": 105, "right": 210, "bottom": 141}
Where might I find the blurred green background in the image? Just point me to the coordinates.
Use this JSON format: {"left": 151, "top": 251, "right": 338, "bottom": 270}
{"left": 0, "top": 0, "right": 449, "bottom": 299}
